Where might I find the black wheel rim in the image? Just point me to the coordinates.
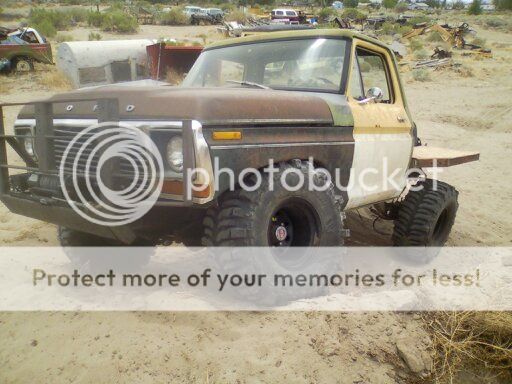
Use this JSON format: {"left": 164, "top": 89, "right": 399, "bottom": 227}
{"left": 267, "top": 198, "right": 319, "bottom": 247}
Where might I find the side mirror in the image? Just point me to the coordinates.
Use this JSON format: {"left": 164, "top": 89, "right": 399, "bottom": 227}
{"left": 358, "top": 87, "right": 384, "bottom": 104}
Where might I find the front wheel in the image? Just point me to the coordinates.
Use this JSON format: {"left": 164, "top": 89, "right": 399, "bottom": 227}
{"left": 58, "top": 227, "right": 154, "bottom": 270}
{"left": 202, "top": 161, "right": 345, "bottom": 247}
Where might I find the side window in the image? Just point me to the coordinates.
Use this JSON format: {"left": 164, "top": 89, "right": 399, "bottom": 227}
{"left": 349, "top": 56, "right": 364, "bottom": 100}
{"left": 286, "top": 11, "right": 295, "bottom": 16}
{"left": 355, "top": 48, "right": 392, "bottom": 103}
{"left": 277, "top": 11, "right": 284, "bottom": 16}
{"left": 22, "top": 31, "right": 39, "bottom": 44}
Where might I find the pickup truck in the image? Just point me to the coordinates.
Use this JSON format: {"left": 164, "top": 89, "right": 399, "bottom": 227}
{"left": 0, "top": 27, "right": 53, "bottom": 72}
{"left": 0, "top": 29, "right": 478, "bottom": 249}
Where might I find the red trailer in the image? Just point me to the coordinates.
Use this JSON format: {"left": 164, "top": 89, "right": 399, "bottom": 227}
{"left": 146, "top": 43, "right": 203, "bottom": 83}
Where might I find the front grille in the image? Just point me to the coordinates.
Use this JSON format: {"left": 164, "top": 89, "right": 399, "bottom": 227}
{"left": 53, "top": 125, "right": 140, "bottom": 178}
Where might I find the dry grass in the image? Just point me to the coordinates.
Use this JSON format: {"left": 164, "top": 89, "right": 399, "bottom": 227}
{"left": 165, "top": 68, "right": 185, "bottom": 86}
{"left": 37, "top": 69, "right": 72, "bottom": 90}
{"left": 0, "top": 81, "right": 8, "bottom": 95}
{"left": 423, "top": 311, "right": 512, "bottom": 383}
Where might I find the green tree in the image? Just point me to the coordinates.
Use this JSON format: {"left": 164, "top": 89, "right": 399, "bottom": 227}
{"left": 452, "top": 0, "right": 465, "bottom": 9}
{"left": 383, "top": 0, "right": 398, "bottom": 9}
{"left": 344, "top": 0, "right": 359, "bottom": 8}
{"left": 468, "top": 0, "right": 483, "bottom": 14}
{"left": 425, "top": 0, "right": 441, "bottom": 7}
{"left": 494, "top": 0, "right": 512, "bottom": 10}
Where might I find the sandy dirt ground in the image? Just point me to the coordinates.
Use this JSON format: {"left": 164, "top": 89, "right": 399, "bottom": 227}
{"left": 0, "top": 18, "right": 511, "bottom": 384}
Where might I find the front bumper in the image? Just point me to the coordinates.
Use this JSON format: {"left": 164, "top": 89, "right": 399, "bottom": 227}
{"left": 0, "top": 98, "right": 214, "bottom": 243}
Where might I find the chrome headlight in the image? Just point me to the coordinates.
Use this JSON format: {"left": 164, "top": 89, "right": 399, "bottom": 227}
{"left": 166, "top": 136, "right": 183, "bottom": 173}
{"left": 23, "top": 135, "right": 35, "bottom": 157}
{"left": 15, "top": 127, "right": 37, "bottom": 160}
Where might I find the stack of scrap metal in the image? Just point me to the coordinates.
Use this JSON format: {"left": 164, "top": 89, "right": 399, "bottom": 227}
{"left": 414, "top": 58, "right": 452, "bottom": 69}
{"left": 220, "top": 19, "right": 313, "bottom": 38}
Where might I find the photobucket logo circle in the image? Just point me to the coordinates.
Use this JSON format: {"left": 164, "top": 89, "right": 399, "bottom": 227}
{"left": 58, "top": 122, "right": 164, "bottom": 226}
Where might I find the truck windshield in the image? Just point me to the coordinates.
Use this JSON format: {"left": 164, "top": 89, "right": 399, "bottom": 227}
{"left": 182, "top": 38, "right": 347, "bottom": 93}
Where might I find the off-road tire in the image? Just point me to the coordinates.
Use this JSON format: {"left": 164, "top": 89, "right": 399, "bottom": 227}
{"left": 201, "top": 160, "right": 345, "bottom": 246}
{"left": 58, "top": 227, "right": 153, "bottom": 270}
{"left": 58, "top": 227, "right": 125, "bottom": 247}
{"left": 200, "top": 161, "right": 346, "bottom": 305}
{"left": 392, "top": 179, "right": 458, "bottom": 246}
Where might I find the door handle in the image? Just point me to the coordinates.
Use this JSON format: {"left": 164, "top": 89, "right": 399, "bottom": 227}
{"left": 397, "top": 115, "right": 406, "bottom": 123}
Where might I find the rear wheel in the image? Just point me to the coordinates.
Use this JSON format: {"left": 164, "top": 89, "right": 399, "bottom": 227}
{"left": 392, "top": 179, "right": 458, "bottom": 246}
{"left": 12, "top": 57, "right": 34, "bottom": 73}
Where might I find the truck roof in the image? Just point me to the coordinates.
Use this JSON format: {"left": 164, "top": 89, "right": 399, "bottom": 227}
{"left": 206, "top": 29, "right": 390, "bottom": 52}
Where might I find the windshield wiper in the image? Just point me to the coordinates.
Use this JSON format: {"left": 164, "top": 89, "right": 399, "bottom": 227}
{"left": 226, "top": 80, "right": 270, "bottom": 89}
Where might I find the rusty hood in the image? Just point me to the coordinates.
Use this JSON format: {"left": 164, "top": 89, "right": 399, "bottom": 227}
{"left": 18, "top": 85, "right": 336, "bottom": 126}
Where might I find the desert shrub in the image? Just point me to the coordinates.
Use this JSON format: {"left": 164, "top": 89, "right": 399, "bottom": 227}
{"left": 394, "top": 2, "right": 409, "bottom": 12}
{"left": 61, "top": 0, "right": 89, "bottom": 4}
{"left": 425, "top": 312, "right": 512, "bottom": 383}
{"left": 412, "top": 68, "right": 431, "bottom": 81}
{"left": 87, "top": 11, "right": 104, "bottom": 27}
{"left": 225, "top": 10, "right": 248, "bottom": 24}
{"left": 414, "top": 48, "right": 429, "bottom": 59}
{"left": 452, "top": 0, "right": 465, "bottom": 9}
{"left": 160, "top": 8, "right": 188, "bottom": 25}
{"left": 399, "top": 25, "right": 412, "bottom": 35}
{"left": 425, "top": 0, "right": 442, "bottom": 7}
{"left": 56, "top": 33, "right": 74, "bottom": 43}
{"left": 29, "top": 8, "right": 87, "bottom": 30}
{"left": 455, "top": 65, "right": 474, "bottom": 77}
{"left": 100, "top": 10, "right": 138, "bottom": 33}
{"left": 219, "top": 3, "right": 236, "bottom": 12}
{"left": 341, "top": 8, "right": 366, "bottom": 20}
{"left": 29, "top": 8, "right": 73, "bottom": 33}
{"left": 409, "top": 15, "right": 430, "bottom": 25}
{"left": 409, "top": 38, "right": 424, "bottom": 51}
{"left": 66, "top": 8, "right": 88, "bottom": 23}
{"left": 35, "top": 19, "right": 57, "bottom": 38}
{"left": 484, "top": 17, "right": 507, "bottom": 28}
{"left": 380, "top": 21, "right": 395, "bottom": 35}
{"left": 468, "top": 0, "right": 483, "bottom": 14}
{"left": 494, "top": 0, "right": 512, "bottom": 10}
{"left": 88, "top": 32, "right": 102, "bottom": 40}
{"left": 344, "top": 0, "right": 359, "bottom": 8}
{"left": 383, "top": 0, "right": 398, "bottom": 9}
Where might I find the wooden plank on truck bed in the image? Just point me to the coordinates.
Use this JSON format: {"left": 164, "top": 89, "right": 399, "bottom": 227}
{"left": 412, "top": 146, "right": 480, "bottom": 167}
